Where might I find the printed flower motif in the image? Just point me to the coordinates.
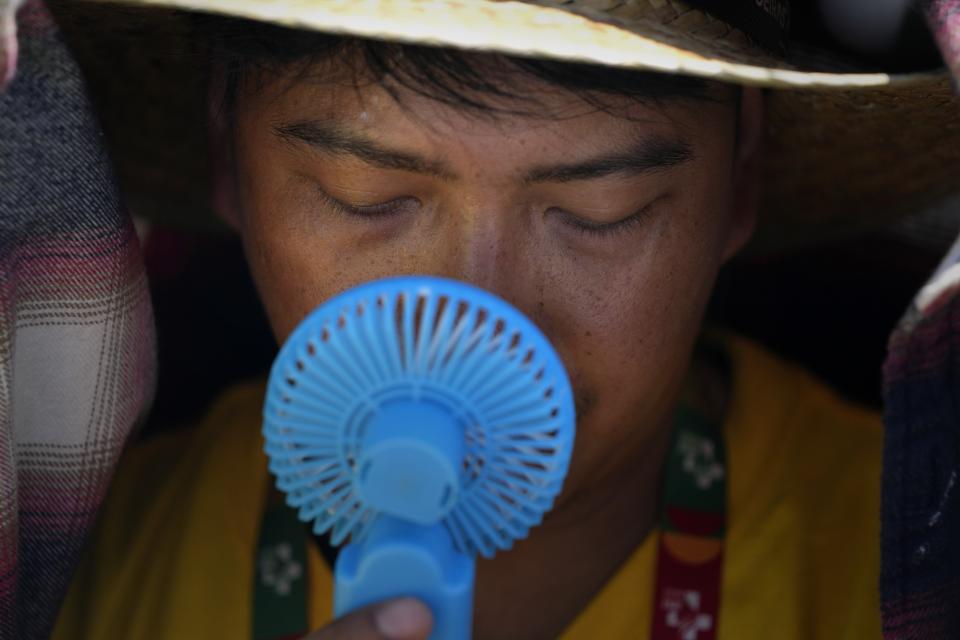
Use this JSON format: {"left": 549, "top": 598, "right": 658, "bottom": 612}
{"left": 258, "top": 542, "right": 303, "bottom": 596}
{"left": 678, "top": 432, "right": 725, "bottom": 490}
{"left": 661, "top": 588, "right": 714, "bottom": 640}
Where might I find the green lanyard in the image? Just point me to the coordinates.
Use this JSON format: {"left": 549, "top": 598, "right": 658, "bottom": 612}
{"left": 253, "top": 405, "right": 727, "bottom": 640}
{"left": 650, "top": 404, "right": 727, "bottom": 640}
{"left": 252, "top": 489, "right": 311, "bottom": 640}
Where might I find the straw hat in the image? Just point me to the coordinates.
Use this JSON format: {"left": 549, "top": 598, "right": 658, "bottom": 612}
{"left": 53, "top": 0, "right": 960, "bottom": 248}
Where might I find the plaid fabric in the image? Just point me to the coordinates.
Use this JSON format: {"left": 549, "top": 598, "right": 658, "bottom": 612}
{"left": 0, "top": 1, "right": 156, "bottom": 638}
{"left": 881, "top": 7, "right": 960, "bottom": 638}
{"left": 881, "top": 239, "right": 960, "bottom": 639}
{"left": 925, "top": 0, "right": 960, "bottom": 83}
{"left": 881, "top": 240, "right": 960, "bottom": 639}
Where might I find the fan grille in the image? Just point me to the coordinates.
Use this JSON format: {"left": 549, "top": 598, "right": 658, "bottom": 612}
{"left": 263, "top": 276, "right": 575, "bottom": 558}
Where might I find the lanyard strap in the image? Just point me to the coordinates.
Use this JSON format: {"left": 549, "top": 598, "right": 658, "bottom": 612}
{"left": 253, "top": 489, "right": 311, "bottom": 640}
{"left": 650, "top": 405, "right": 727, "bottom": 640}
{"left": 253, "top": 406, "right": 727, "bottom": 640}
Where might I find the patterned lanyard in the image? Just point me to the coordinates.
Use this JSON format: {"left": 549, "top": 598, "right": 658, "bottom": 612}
{"left": 650, "top": 405, "right": 727, "bottom": 640}
{"left": 253, "top": 489, "right": 311, "bottom": 640}
{"left": 252, "top": 405, "right": 727, "bottom": 640}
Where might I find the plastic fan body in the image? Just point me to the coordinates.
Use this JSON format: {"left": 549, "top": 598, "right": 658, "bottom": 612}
{"left": 263, "top": 276, "right": 576, "bottom": 639}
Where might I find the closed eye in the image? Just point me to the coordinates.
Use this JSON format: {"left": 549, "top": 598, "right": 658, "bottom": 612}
{"left": 316, "top": 189, "right": 419, "bottom": 219}
{"left": 553, "top": 201, "right": 656, "bottom": 238}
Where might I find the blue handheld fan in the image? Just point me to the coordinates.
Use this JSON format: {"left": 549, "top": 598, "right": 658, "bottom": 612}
{"left": 262, "top": 276, "right": 576, "bottom": 639}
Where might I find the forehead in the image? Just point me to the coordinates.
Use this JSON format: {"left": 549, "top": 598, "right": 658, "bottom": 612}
{"left": 235, "top": 52, "right": 735, "bottom": 160}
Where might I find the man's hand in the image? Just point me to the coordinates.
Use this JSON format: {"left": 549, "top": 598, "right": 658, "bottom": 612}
{"left": 301, "top": 598, "right": 433, "bottom": 640}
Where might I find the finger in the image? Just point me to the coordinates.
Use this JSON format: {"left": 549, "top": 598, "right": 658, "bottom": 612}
{"left": 300, "top": 597, "right": 433, "bottom": 640}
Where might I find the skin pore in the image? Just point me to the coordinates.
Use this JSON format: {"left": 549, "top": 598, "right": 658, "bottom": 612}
{"left": 219, "top": 54, "right": 763, "bottom": 639}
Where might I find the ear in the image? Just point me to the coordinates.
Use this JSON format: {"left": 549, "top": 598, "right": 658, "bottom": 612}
{"left": 208, "top": 67, "right": 242, "bottom": 230}
{"left": 721, "top": 87, "right": 764, "bottom": 262}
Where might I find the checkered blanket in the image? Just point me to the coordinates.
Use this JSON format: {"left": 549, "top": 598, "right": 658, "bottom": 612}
{"left": 881, "top": 6, "right": 960, "bottom": 640}
{"left": 882, "top": 234, "right": 960, "bottom": 639}
{"left": 926, "top": 0, "right": 960, "bottom": 83}
{"left": 0, "top": 1, "right": 155, "bottom": 638}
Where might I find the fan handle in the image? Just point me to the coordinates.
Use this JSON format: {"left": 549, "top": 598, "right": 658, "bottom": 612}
{"left": 335, "top": 516, "right": 475, "bottom": 639}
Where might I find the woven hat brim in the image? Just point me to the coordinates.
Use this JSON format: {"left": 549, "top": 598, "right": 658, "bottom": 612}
{"left": 90, "top": 0, "right": 905, "bottom": 89}
{"left": 61, "top": 0, "right": 960, "bottom": 248}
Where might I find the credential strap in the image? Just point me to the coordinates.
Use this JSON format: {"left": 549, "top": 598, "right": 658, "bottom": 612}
{"left": 649, "top": 405, "right": 727, "bottom": 640}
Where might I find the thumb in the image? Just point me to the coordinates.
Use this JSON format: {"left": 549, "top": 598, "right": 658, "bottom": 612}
{"left": 301, "top": 597, "right": 433, "bottom": 640}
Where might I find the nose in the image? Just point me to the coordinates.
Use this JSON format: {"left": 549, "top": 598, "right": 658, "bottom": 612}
{"left": 365, "top": 194, "right": 563, "bottom": 366}
{"left": 428, "top": 196, "right": 534, "bottom": 310}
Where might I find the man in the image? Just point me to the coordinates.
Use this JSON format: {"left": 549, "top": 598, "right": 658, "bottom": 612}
{"left": 49, "top": 2, "right": 960, "bottom": 639}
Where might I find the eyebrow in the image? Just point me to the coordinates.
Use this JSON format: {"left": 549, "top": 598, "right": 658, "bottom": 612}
{"left": 274, "top": 121, "right": 455, "bottom": 180}
{"left": 273, "top": 120, "right": 693, "bottom": 184}
{"left": 522, "top": 136, "right": 694, "bottom": 184}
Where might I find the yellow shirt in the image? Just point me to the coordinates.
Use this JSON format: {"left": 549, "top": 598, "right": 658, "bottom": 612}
{"left": 53, "top": 337, "right": 883, "bottom": 639}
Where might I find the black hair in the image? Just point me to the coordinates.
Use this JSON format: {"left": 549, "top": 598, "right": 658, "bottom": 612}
{"left": 193, "top": 14, "right": 734, "bottom": 120}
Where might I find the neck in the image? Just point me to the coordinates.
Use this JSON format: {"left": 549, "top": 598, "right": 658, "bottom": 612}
{"left": 471, "top": 425, "right": 673, "bottom": 640}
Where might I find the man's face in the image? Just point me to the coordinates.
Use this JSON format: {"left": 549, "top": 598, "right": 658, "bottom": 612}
{"left": 228, "top": 57, "right": 759, "bottom": 506}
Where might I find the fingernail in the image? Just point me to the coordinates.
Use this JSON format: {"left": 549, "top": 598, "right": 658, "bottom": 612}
{"left": 375, "top": 598, "right": 432, "bottom": 639}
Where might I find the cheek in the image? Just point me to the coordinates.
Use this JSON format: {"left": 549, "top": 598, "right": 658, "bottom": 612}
{"left": 558, "top": 253, "right": 715, "bottom": 421}
{"left": 234, "top": 174, "right": 350, "bottom": 342}
{"left": 546, "top": 193, "right": 730, "bottom": 483}
{"left": 239, "top": 214, "right": 409, "bottom": 344}
{"left": 233, "top": 122, "right": 413, "bottom": 341}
